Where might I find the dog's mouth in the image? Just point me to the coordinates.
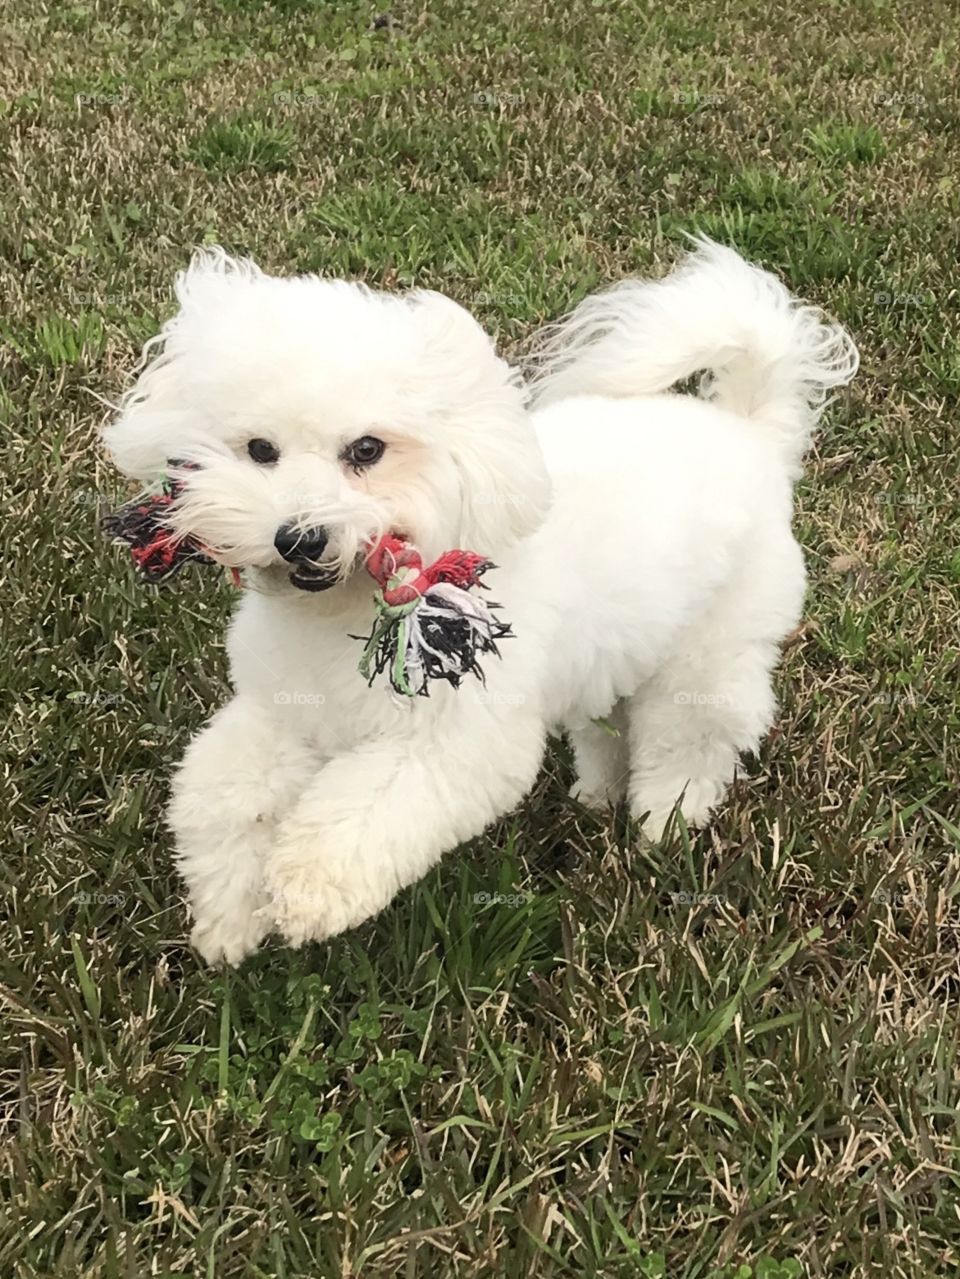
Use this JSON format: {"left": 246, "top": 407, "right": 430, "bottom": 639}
{"left": 288, "top": 562, "right": 340, "bottom": 592}
{"left": 285, "top": 535, "right": 403, "bottom": 593}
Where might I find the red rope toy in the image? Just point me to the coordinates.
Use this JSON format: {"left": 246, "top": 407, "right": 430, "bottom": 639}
{"left": 359, "top": 534, "right": 510, "bottom": 695}
{"left": 104, "top": 467, "right": 511, "bottom": 696}
{"left": 101, "top": 467, "right": 214, "bottom": 581}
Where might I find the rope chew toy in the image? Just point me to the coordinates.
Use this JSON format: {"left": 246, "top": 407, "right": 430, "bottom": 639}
{"left": 101, "top": 463, "right": 213, "bottom": 582}
{"left": 358, "top": 534, "right": 510, "bottom": 697}
{"left": 104, "top": 477, "right": 511, "bottom": 696}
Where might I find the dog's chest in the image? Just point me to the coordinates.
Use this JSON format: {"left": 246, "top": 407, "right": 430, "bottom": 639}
{"left": 225, "top": 592, "right": 414, "bottom": 751}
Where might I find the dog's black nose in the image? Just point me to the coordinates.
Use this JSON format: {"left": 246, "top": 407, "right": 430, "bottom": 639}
{"left": 274, "top": 524, "right": 328, "bottom": 563}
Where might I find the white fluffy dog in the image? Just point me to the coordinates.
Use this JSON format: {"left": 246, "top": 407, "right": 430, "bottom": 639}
{"left": 103, "top": 240, "right": 858, "bottom": 964}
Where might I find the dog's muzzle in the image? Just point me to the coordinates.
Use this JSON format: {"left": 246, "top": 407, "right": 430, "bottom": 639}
{"left": 274, "top": 524, "right": 338, "bottom": 592}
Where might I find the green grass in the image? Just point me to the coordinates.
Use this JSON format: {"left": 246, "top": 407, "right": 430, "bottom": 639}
{"left": 3, "top": 0, "right": 960, "bottom": 1275}
{"left": 189, "top": 114, "right": 296, "bottom": 173}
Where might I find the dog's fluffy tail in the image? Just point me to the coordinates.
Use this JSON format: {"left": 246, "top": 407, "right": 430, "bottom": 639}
{"left": 527, "top": 237, "right": 859, "bottom": 472}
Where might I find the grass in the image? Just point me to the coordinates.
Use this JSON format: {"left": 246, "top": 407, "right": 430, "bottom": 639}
{"left": 189, "top": 114, "right": 296, "bottom": 173}
{"left": 2, "top": 0, "right": 960, "bottom": 1275}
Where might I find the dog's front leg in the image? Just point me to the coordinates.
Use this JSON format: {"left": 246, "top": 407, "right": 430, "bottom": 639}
{"left": 263, "top": 702, "right": 546, "bottom": 945}
{"left": 169, "top": 696, "right": 320, "bottom": 965}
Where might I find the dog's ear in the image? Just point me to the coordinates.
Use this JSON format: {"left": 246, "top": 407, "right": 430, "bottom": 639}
{"left": 102, "top": 248, "right": 260, "bottom": 479}
{"left": 408, "top": 291, "right": 551, "bottom": 555}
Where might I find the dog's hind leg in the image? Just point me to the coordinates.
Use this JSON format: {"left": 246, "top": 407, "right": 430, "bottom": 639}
{"left": 626, "top": 643, "right": 776, "bottom": 841}
{"left": 627, "top": 532, "right": 805, "bottom": 841}
{"left": 168, "top": 696, "right": 319, "bottom": 965}
{"left": 568, "top": 700, "right": 630, "bottom": 809}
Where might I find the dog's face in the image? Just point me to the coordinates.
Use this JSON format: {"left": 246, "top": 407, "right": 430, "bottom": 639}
{"left": 104, "top": 250, "right": 550, "bottom": 593}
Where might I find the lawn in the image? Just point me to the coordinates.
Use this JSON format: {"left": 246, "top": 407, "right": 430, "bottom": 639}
{"left": 3, "top": 1, "right": 960, "bottom": 1275}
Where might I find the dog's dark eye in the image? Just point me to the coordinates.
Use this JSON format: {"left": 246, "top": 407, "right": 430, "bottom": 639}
{"left": 342, "top": 436, "right": 386, "bottom": 469}
{"left": 248, "top": 438, "right": 280, "bottom": 464}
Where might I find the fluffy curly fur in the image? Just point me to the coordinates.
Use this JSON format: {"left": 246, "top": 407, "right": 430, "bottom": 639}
{"left": 103, "top": 240, "right": 858, "bottom": 964}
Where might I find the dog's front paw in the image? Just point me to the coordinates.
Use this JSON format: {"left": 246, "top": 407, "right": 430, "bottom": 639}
{"left": 263, "top": 848, "right": 381, "bottom": 948}
{"left": 190, "top": 907, "right": 271, "bottom": 967}
{"left": 569, "top": 778, "right": 624, "bottom": 810}
{"left": 632, "top": 777, "right": 725, "bottom": 842}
